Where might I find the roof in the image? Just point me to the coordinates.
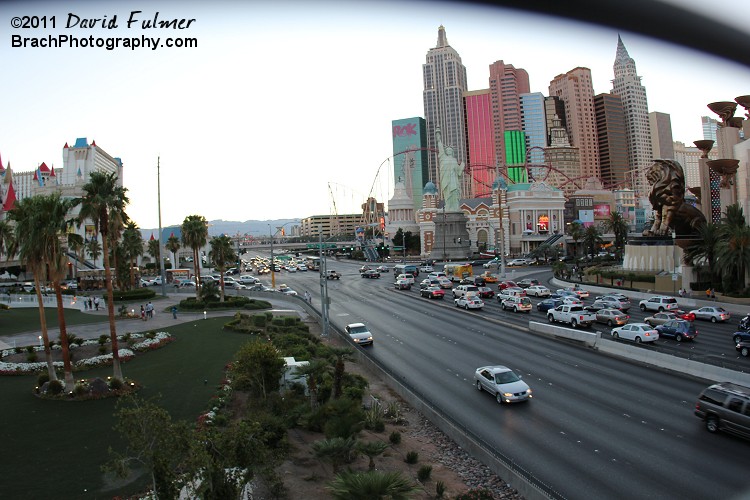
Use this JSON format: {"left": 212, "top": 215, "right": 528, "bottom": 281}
{"left": 73, "top": 137, "right": 89, "bottom": 148}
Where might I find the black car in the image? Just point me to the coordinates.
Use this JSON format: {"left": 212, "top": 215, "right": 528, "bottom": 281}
{"left": 360, "top": 270, "right": 381, "bottom": 279}
{"left": 516, "top": 278, "right": 540, "bottom": 289}
{"left": 733, "top": 330, "right": 750, "bottom": 345}
{"left": 537, "top": 298, "right": 563, "bottom": 312}
{"left": 737, "top": 341, "right": 750, "bottom": 357}
{"left": 655, "top": 320, "right": 697, "bottom": 342}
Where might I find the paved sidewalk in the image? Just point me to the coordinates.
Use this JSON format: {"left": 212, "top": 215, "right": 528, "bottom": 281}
{"left": 0, "top": 293, "right": 305, "bottom": 350}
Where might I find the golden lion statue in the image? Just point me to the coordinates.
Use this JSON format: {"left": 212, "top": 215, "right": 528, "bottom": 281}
{"left": 643, "top": 159, "right": 706, "bottom": 237}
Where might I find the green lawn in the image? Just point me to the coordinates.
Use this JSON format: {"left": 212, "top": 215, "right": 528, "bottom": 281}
{"left": 0, "top": 317, "right": 252, "bottom": 499}
{"left": 0, "top": 307, "right": 109, "bottom": 335}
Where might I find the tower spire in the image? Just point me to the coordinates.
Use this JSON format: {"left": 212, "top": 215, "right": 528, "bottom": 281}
{"left": 436, "top": 25, "right": 448, "bottom": 48}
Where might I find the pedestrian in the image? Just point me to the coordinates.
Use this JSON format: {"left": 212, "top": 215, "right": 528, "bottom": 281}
{"left": 705, "top": 288, "right": 711, "bottom": 299}
{"left": 146, "top": 301, "right": 153, "bottom": 319}
{"left": 140, "top": 305, "right": 146, "bottom": 321}
{"left": 88, "top": 297, "right": 93, "bottom": 310}
{"left": 83, "top": 297, "right": 88, "bottom": 310}
{"left": 93, "top": 296, "right": 99, "bottom": 311}
{"left": 678, "top": 288, "right": 684, "bottom": 298}
{"left": 172, "top": 305, "right": 178, "bottom": 319}
{"left": 711, "top": 288, "right": 716, "bottom": 299}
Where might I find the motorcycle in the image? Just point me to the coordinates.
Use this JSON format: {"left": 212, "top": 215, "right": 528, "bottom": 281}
{"left": 739, "top": 314, "right": 750, "bottom": 331}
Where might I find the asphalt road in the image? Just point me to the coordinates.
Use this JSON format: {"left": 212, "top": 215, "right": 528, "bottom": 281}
{"left": 267, "top": 260, "right": 750, "bottom": 499}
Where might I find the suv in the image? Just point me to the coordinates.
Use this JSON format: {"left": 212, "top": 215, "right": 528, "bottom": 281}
{"left": 694, "top": 382, "right": 750, "bottom": 438}
{"left": 453, "top": 284, "right": 479, "bottom": 298}
{"left": 501, "top": 296, "right": 532, "bottom": 313}
{"left": 639, "top": 296, "right": 679, "bottom": 312}
{"left": 655, "top": 319, "right": 697, "bottom": 341}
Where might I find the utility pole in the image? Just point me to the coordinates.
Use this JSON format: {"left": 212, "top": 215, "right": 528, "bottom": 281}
{"left": 157, "top": 156, "right": 167, "bottom": 296}
{"left": 318, "top": 225, "right": 330, "bottom": 336}
{"left": 269, "top": 225, "right": 275, "bottom": 289}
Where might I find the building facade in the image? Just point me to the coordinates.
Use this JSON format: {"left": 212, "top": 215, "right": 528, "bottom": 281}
{"left": 423, "top": 25, "right": 469, "bottom": 197}
{"left": 520, "top": 92, "right": 548, "bottom": 168}
{"left": 488, "top": 60, "right": 530, "bottom": 170}
{"left": 594, "top": 93, "right": 629, "bottom": 189}
{"left": 392, "top": 117, "right": 428, "bottom": 212}
{"left": 463, "top": 89, "right": 495, "bottom": 198}
{"left": 649, "top": 111, "right": 675, "bottom": 160}
{"left": 299, "top": 214, "right": 363, "bottom": 239}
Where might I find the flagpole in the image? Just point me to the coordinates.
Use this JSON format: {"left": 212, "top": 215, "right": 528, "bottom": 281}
{"left": 157, "top": 156, "right": 167, "bottom": 297}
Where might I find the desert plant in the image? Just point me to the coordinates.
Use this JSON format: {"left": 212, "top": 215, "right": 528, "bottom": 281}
{"left": 389, "top": 431, "right": 402, "bottom": 445}
{"left": 46, "top": 379, "right": 64, "bottom": 395}
{"left": 417, "top": 464, "right": 432, "bottom": 483}
{"left": 27, "top": 351, "right": 38, "bottom": 363}
{"left": 109, "top": 377, "right": 123, "bottom": 390}
{"left": 37, "top": 372, "right": 50, "bottom": 386}
{"left": 455, "top": 488, "right": 495, "bottom": 500}
{"left": 436, "top": 480, "right": 446, "bottom": 498}
{"left": 328, "top": 470, "right": 417, "bottom": 500}
{"left": 312, "top": 436, "right": 357, "bottom": 474}
{"left": 355, "top": 440, "right": 389, "bottom": 471}
{"left": 98, "top": 334, "right": 109, "bottom": 345}
{"left": 98, "top": 345, "right": 108, "bottom": 355}
{"left": 405, "top": 451, "right": 419, "bottom": 464}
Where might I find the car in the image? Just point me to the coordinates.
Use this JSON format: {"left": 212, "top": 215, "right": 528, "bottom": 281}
{"left": 560, "top": 286, "right": 589, "bottom": 299}
{"left": 644, "top": 312, "right": 679, "bottom": 327}
{"left": 501, "top": 296, "right": 532, "bottom": 313}
{"left": 482, "top": 259, "right": 500, "bottom": 269}
{"left": 479, "top": 272, "right": 498, "bottom": 283}
{"left": 737, "top": 341, "right": 750, "bottom": 357}
{"left": 474, "top": 365, "right": 532, "bottom": 404}
{"left": 501, "top": 286, "right": 526, "bottom": 297}
{"left": 516, "top": 278, "right": 540, "bottom": 289}
{"left": 595, "top": 308, "right": 630, "bottom": 327}
{"left": 239, "top": 275, "right": 259, "bottom": 285}
{"left": 560, "top": 296, "right": 583, "bottom": 306}
{"left": 376, "top": 265, "right": 390, "bottom": 273}
{"left": 655, "top": 320, "right": 698, "bottom": 342}
{"left": 428, "top": 272, "right": 447, "bottom": 280}
{"left": 675, "top": 310, "right": 696, "bottom": 321}
{"left": 418, "top": 265, "right": 434, "bottom": 273}
{"left": 591, "top": 296, "right": 630, "bottom": 311}
{"left": 179, "top": 281, "right": 197, "bottom": 289}
{"left": 498, "top": 280, "right": 518, "bottom": 290}
{"left": 139, "top": 278, "right": 152, "bottom": 287}
{"left": 611, "top": 323, "right": 659, "bottom": 343}
{"left": 359, "top": 265, "right": 372, "bottom": 273}
{"left": 454, "top": 295, "right": 484, "bottom": 310}
{"left": 396, "top": 273, "right": 415, "bottom": 285}
{"left": 419, "top": 278, "right": 439, "bottom": 289}
{"left": 537, "top": 298, "right": 563, "bottom": 312}
{"left": 437, "top": 277, "right": 454, "bottom": 289}
{"left": 639, "top": 296, "right": 679, "bottom": 312}
{"left": 420, "top": 286, "right": 445, "bottom": 299}
{"left": 460, "top": 276, "right": 486, "bottom": 287}
{"left": 732, "top": 330, "right": 750, "bottom": 345}
{"left": 694, "top": 382, "right": 750, "bottom": 437}
{"left": 553, "top": 290, "right": 579, "bottom": 300}
{"left": 526, "top": 285, "right": 551, "bottom": 297}
{"left": 453, "top": 284, "right": 479, "bottom": 298}
{"left": 297, "top": 264, "right": 308, "bottom": 272}
{"left": 690, "top": 306, "right": 730, "bottom": 323}
{"left": 597, "top": 293, "right": 630, "bottom": 303}
{"left": 476, "top": 286, "right": 495, "bottom": 299}
{"left": 345, "top": 323, "right": 373, "bottom": 346}
{"left": 506, "top": 258, "right": 529, "bottom": 266}
{"left": 361, "top": 270, "right": 381, "bottom": 279}
{"left": 394, "top": 279, "right": 412, "bottom": 290}
{"left": 224, "top": 281, "right": 247, "bottom": 290}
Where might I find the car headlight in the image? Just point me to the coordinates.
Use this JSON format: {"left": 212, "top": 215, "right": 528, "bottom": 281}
{"left": 502, "top": 392, "right": 513, "bottom": 397}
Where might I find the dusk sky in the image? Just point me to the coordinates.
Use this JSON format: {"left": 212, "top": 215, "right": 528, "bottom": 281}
{"left": 2, "top": 0, "right": 748, "bottom": 229}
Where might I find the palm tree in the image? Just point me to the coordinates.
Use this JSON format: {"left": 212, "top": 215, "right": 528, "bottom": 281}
{"left": 181, "top": 215, "right": 208, "bottom": 299}
{"left": 328, "top": 470, "right": 417, "bottom": 499}
{"left": 295, "top": 359, "right": 331, "bottom": 409}
{"left": 9, "top": 194, "right": 77, "bottom": 384}
{"left": 328, "top": 346, "right": 354, "bottom": 400}
{"left": 0, "top": 220, "right": 13, "bottom": 258}
{"left": 78, "top": 171, "right": 129, "bottom": 381}
{"left": 568, "top": 221, "right": 584, "bottom": 261}
{"left": 355, "top": 440, "right": 389, "bottom": 471}
{"left": 166, "top": 234, "right": 181, "bottom": 270}
{"left": 107, "top": 208, "right": 129, "bottom": 290}
{"left": 122, "top": 222, "right": 143, "bottom": 290}
{"left": 311, "top": 436, "right": 357, "bottom": 474}
{"left": 716, "top": 204, "right": 750, "bottom": 291}
{"left": 582, "top": 226, "right": 603, "bottom": 261}
{"left": 685, "top": 223, "right": 721, "bottom": 284}
{"left": 66, "top": 232, "right": 84, "bottom": 277}
{"left": 209, "top": 235, "right": 236, "bottom": 303}
{"left": 147, "top": 237, "right": 161, "bottom": 272}
{"left": 85, "top": 238, "right": 102, "bottom": 263}
{"left": 602, "top": 212, "right": 629, "bottom": 258}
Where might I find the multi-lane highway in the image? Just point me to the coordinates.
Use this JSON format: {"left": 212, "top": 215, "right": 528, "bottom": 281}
{"left": 247, "top": 260, "right": 750, "bottom": 499}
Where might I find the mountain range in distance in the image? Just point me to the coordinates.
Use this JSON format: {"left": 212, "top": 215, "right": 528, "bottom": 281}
{"left": 140, "top": 219, "right": 301, "bottom": 241}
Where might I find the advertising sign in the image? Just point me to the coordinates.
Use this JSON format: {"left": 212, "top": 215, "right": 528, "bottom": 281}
{"left": 594, "top": 204, "right": 611, "bottom": 217}
{"left": 538, "top": 214, "right": 549, "bottom": 232}
{"left": 579, "top": 210, "right": 594, "bottom": 227}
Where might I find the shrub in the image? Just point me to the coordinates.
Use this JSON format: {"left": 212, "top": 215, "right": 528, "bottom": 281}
{"left": 405, "top": 451, "right": 419, "bottom": 464}
{"left": 73, "top": 383, "right": 89, "bottom": 397}
{"left": 98, "top": 345, "right": 108, "bottom": 355}
{"left": 436, "top": 480, "right": 446, "bottom": 498}
{"left": 455, "top": 488, "right": 495, "bottom": 500}
{"left": 389, "top": 431, "right": 402, "bottom": 445}
{"left": 417, "top": 465, "right": 432, "bottom": 483}
{"left": 27, "top": 352, "right": 38, "bottom": 362}
{"left": 146, "top": 331, "right": 156, "bottom": 339}
{"left": 14, "top": 347, "right": 22, "bottom": 354}
{"left": 46, "top": 379, "right": 64, "bottom": 395}
{"left": 37, "top": 372, "right": 50, "bottom": 387}
{"left": 109, "top": 378, "right": 123, "bottom": 390}
{"left": 98, "top": 335, "right": 108, "bottom": 345}
{"left": 74, "top": 338, "right": 84, "bottom": 346}
{"left": 26, "top": 345, "right": 35, "bottom": 353}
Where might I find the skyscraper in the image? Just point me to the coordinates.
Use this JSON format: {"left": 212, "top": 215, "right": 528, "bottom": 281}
{"left": 594, "top": 93, "right": 629, "bottom": 189}
{"left": 489, "top": 60, "right": 530, "bottom": 170}
{"left": 423, "top": 25, "right": 468, "bottom": 197}
{"left": 520, "top": 92, "right": 548, "bottom": 176}
{"left": 464, "top": 89, "right": 495, "bottom": 197}
{"left": 549, "top": 67, "right": 600, "bottom": 181}
{"left": 611, "top": 35, "right": 653, "bottom": 200}
{"left": 649, "top": 111, "right": 675, "bottom": 160}
{"left": 392, "top": 117, "right": 428, "bottom": 213}
{"left": 701, "top": 116, "right": 719, "bottom": 142}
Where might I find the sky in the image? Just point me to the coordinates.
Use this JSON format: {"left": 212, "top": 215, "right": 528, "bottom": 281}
{"left": 2, "top": 0, "right": 749, "bottom": 230}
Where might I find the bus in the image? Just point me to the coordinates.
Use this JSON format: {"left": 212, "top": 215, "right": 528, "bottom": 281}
{"left": 443, "top": 263, "right": 473, "bottom": 282}
{"left": 166, "top": 268, "right": 192, "bottom": 285}
{"left": 393, "top": 264, "right": 418, "bottom": 277}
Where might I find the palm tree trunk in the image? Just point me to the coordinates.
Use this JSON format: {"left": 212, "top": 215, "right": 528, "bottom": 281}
{"left": 193, "top": 248, "right": 200, "bottom": 299}
{"left": 219, "top": 273, "right": 225, "bottom": 303}
{"left": 129, "top": 257, "right": 135, "bottom": 290}
{"left": 102, "top": 237, "right": 123, "bottom": 380}
{"left": 34, "top": 272, "right": 57, "bottom": 381}
{"left": 54, "top": 281, "right": 74, "bottom": 387}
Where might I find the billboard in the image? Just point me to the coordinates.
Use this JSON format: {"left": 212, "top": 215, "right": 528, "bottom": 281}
{"left": 594, "top": 204, "right": 611, "bottom": 218}
{"left": 578, "top": 209, "right": 594, "bottom": 227}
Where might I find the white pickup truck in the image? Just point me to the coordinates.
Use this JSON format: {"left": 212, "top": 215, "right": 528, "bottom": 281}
{"left": 547, "top": 304, "right": 596, "bottom": 328}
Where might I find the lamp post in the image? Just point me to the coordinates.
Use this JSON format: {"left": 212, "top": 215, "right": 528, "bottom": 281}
{"left": 269, "top": 224, "right": 275, "bottom": 289}
{"left": 318, "top": 225, "right": 330, "bottom": 337}
{"left": 157, "top": 156, "right": 167, "bottom": 297}
{"left": 672, "top": 229, "right": 677, "bottom": 295}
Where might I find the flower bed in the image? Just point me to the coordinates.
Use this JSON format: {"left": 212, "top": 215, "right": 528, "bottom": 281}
{"left": 0, "top": 332, "right": 174, "bottom": 375}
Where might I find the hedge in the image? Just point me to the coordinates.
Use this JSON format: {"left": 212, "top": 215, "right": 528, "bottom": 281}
{"left": 179, "top": 296, "right": 271, "bottom": 311}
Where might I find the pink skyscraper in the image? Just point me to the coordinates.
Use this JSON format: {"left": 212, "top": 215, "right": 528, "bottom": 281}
{"left": 464, "top": 89, "right": 495, "bottom": 197}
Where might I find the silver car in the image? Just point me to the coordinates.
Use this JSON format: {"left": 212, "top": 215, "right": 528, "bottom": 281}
{"left": 644, "top": 311, "right": 678, "bottom": 327}
{"left": 689, "top": 306, "right": 730, "bottom": 323}
{"left": 474, "top": 365, "right": 532, "bottom": 404}
{"left": 526, "top": 285, "right": 551, "bottom": 297}
{"left": 596, "top": 308, "right": 630, "bottom": 327}
{"left": 611, "top": 323, "right": 659, "bottom": 343}
{"left": 345, "top": 323, "right": 373, "bottom": 346}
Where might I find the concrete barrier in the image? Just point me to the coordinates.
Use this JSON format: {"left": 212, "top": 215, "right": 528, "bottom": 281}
{"left": 529, "top": 321, "right": 598, "bottom": 346}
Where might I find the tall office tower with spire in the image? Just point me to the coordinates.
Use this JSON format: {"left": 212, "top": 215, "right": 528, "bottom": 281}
{"left": 611, "top": 35, "right": 653, "bottom": 200}
{"left": 423, "top": 25, "right": 468, "bottom": 197}
{"left": 549, "top": 67, "right": 600, "bottom": 181}
{"left": 489, "top": 60, "right": 530, "bottom": 175}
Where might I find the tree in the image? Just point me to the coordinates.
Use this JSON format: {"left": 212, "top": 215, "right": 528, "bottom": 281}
{"left": 685, "top": 223, "right": 720, "bottom": 284}
{"left": 8, "top": 194, "right": 77, "bottom": 384}
{"left": 716, "top": 204, "right": 750, "bottom": 292}
{"left": 0, "top": 219, "right": 13, "bottom": 258}
{"left": 568, "top": 221, "right": 584, "bottom": 260}
{"left": 198, "top": 280, "right": 220, "bottom": 303}
{"left": 328, "top": 470, "right": 417, "bottom": 499}
{"left": 66, "top": 232, "right": 84, "bottom": 274}
{"left": 295, "top": 359, "right": 331, "bottom": 409}
{"left": 182, "top": 215, "right": 208, "bottom": 299}
{"left": 582, "top": 226, "right": 603, "bottom": 261}
{"left": 147, "top": 237, "right": 161, "bottom": 271}
{"left": 312, "top": 436, "right": 357, "bottom": 474}
{"left": 107, "top": 206, "right": 129, "bottom": 290}
{"left": 209, "top": 235, "right": 236, "bottom": 303}
{"left": 78, "top": 170, "right": 129, "bottom": 381}
{"left": 328, "top": 346, "right": 354, "bottom": 400}
{"left": 166, "top": 234, "right": 181, "bottom": 270}
{"left": 104, "top": 396, "right": 192, "bottom": 500}
{"left": 602, "top": 211, "right": 629, "bottom": 258}
{"left": 355, "top": 440, "right": 389, "bottom": 471}
{"left": 122, "top": 222, "right": 143, "bottom": 290}
{"left": 85, "top": 237, "right": 102, "bottom": 263}
{"left": 232, "top": 341, "right": 286, "bottom": 399}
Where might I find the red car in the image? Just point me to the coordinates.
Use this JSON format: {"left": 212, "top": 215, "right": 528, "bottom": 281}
{"left": 675, "top": 310, "right": 696, "bottom": 321}
{"left": 420, "top": 286, "right": 445, "bottom": 299}
{"left": 477, "top": 286, "right": 495, "bottom": 299}
{"left": 498, "top": 280, "right": 518, "bottom": 291}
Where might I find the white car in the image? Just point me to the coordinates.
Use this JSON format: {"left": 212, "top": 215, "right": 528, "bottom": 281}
{"left": 506, "top": 258, "right": 529, "bottom": 266}
{"left": 526, "top": 285, "right": 551, "bottom": 297}
{"left": 239, "top": 275, "right": 259, "bottom": 285}
{"left": 474, "top": 365, "right": 532, "bottom": 404}
{"left": 297, "top": 264, "right": 308, "bottom": 271}
{"left": 396, "top": 273, "right": 415, "bottom": 285}
{"left": 639, "top": 296, "right": 679, "bottom": 313}
{"left": 345, "top": 323, "right": 373, "bottom": 346}
{"left": 454, "top": 295, "right": 484, "bottom": 310}
{"left": 611, "top": 323, "right": 659, "bottom": 343}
